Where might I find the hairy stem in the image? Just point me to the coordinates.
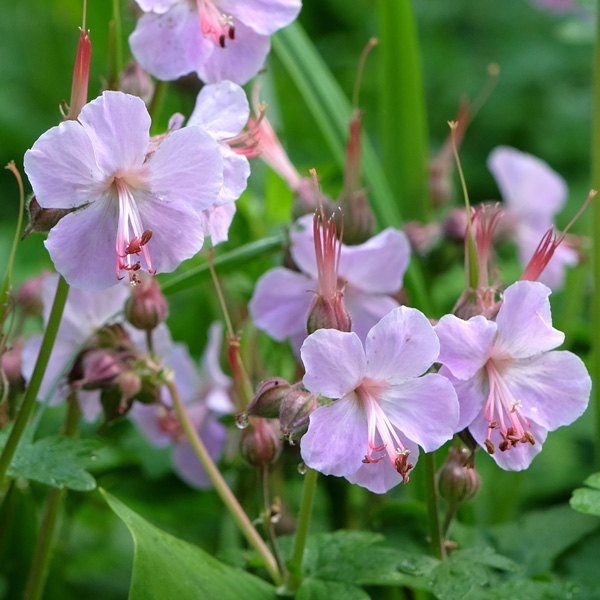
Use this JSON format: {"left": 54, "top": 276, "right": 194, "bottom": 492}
{"left": 424, "top": 451, "right": 445, "bottom": 560}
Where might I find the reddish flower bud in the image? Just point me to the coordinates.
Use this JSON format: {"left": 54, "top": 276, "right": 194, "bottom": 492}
{"left": 438, "top": 447, "right": 481, "bottom": 506}
{"left": 306, "top": 292, "right": 352, "bottom": 335}
{"left": 125, "top": 274, "right": 168, "bottom": 331}
{"left": 65, "top": 29, "right": 91, "bottom": 121}
{"left": 279, "top": 388, "right": 319, "bottom": 442}
{"left": 245, "top": 377, "right": 291, "bottom": 419}
{"left": 21, "top": 196, "right": 75, "bottom": 240}
{"left": 240, "top": 418, "right": 282, "bottom": 468}
{"left": 70, "top": 349, "right": 123, "bottom": 391}
{"left": 17, "top": 272, "right": 50, "bottom": 318}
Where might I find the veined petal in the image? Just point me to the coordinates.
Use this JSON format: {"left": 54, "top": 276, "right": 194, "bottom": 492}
{"left": 133, "top": 192, "right": 205, "bottom": 274}
{"left": 217, "top": 144, "right": 250, "bottom": 205}
{"left": 188, "top": 81, "right": 250, "bottom": 139}
{"left": 435, "top": 314, "right": 497, "bottom": 380}
{"left": 300, "top": 396, "right": 367, "bottom": 477}
{"left": 147, "top": 126, "right": 223, "bottom": 212}
{"left": 289, "top": 214, "right": 319, "bottom": 279}
{"left": 469, "top": 412, "right": 547, "bottom": 471}
{"left": 130, "top": 2, "right": 203, "bottom": 82}
{"left": 488, "top": 146, "right": 567, "bottom": 222}
{"left": 44, "top": 197, "right": 120, "bottom": 291}
{"left": 345, "top": 434, "right": 419, "bottom": 494}
{"left": 200, "top": 202, "right": 236, "bottom": 245}
{"left": 301, "top": 329, "right": 366, "bottom": 398}
{"left": 24, "top": 120, "right": 106, "bottom": 209}
{"left": 343, "top": 288, "right": 399, "bottom": 344}
{"left": 196, "top": 20, "right": 271, "bottom": 85}
{"left": 503, "top": 351, "right": 591, "bottom": 431}
{"left": 381, "top": 374, "right": 459, "bottom": 452}
{"left": 249, "top": 267, "right": 313, "bottom": 341}
{"left": 494, "top": 281, "right": 564, "bottom": 359}
{"left": 365, "top": 306, "right": 440, "bottom": 383}
{"left": 440, "top": 366, "right": 489, "bottom": 432}
{"left": 218, "top": 0, "right": 302, "bottom": 36}
{"left": 339, "top": 228, "right": 410, "bottom": 293}
{"left": 78, "top": 91, "right": 150, "bottom": 174}
{"left": 135, "top": 0, "right": 179, "bottom": 13}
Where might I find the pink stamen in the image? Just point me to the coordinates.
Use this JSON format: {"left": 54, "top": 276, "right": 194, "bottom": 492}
{"left": 473, "top": 203, "right": 503, "bottom": 289}
{"left": 196, "top": 0, "right": 235, "bottom": 48}
{"left": 114, "top": 178, "right": 155, "bottom": 284}
{"left": 313, "top": 206, "right": 343, "bottom": 300}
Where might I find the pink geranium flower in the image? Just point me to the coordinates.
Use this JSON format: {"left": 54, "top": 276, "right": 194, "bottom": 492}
{"left": 249, "top": 215, "right": 410, "bottom": 352}
{"left": 130, "top": 323, "right": 233, "bottom": 488}
{"left": 299, "top": 307, "right": 459, "bottom": 494}
{"left": 24, "top": 91, "right": 223, "bottom": 290}
{"left": 488, "top": 146, "right": 579, "bottom": 290}
{"left": 130, "top": 0, "right": 302, "bottom": 85}
{"left": 435, "top": 280, "right": 591, "bottom": 470}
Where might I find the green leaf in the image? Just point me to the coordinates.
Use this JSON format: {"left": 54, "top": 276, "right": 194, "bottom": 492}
{"left": 296, "top": 578, "right": 370, "bottom": 600}
{"left": 570, "top": 473, "right": 600, "bottom": 516}
{"left": 0, "top": 428, "right": 101, "bottom": 492}
{"left": 100, "top": 489, "right": 277, "bottom": 600}
{"left": 377, "top": 0, "right": 430, "bottom": 222}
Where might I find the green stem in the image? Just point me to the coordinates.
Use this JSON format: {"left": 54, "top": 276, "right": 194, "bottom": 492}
{"left": 148, "top": 80, "right": 168, "bottom": 124}
{"left": 260, "top": 466, "right": 287, "bottom": 577}
{"left": 593, "top": 1, "right": 600, "bottom": 471}
{"left": 165, "top": 379, "right": 282, "bottom": 585}
{"left": 284, "top": 467, "right": 318, "bottom": 592}
{"left": 424, "top": 452, "right": 445, "bottom": 560}
{"left": 112, "top": 0, "right": 123, "bottom": 76}
{"left": 23, "top": 396, "right": 80, "bottom": 600}
{"left": 0, "top": 277, "right": 69, "bottom": 487}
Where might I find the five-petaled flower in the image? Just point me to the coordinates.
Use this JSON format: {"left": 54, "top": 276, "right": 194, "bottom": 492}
{"left": 24, "top": 91, "right": 223, "bottom": 290}
{"left": 300, "top": 306, "right": 459, "bottom": 494}
{"left": 130, "top": 0, "right": 302, "bottom": 85}
{"left": 435, "top": 280, "right": 591, "bottom": 470}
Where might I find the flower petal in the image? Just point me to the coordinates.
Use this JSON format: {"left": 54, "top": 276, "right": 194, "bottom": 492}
{"left": 343, "top": 288, "right": 399, "bottom": 344}
{"left": 249, "top": 267, "right": 313, "bottom": 341}
{"left": 129, "top": 403, "right": 173, "bottom": 448}
{"left": 345, "top": 434, "right": 419, "bottom": 494}
{"left": 218, "top": 0, "right": 302, "bottom": 36}
{"left": 216, "top": 144, "right": 250, "bottom": 205}
{"left": 24, "top": 120, "right": 106, "bottom": 209}
{"left": 504, "top": 350, "right": 591, "bottom": 431}
{"left": 200, "top": 202, "right": 236, "bottom": 245}
{"left": 300, "top": 396, "right": 367, "bottom": 477}
{"left": 44, "top": 198, "right": 120, "bottom": 291}
{"left": 134, "top": 192, "right": 205, "bottom": 275}
{"left": 487, "top": 146, "right": 567, "bottom": 223}
{"left": 301, "top": 329, "right": 366, "bottom": 398}
{"left": 435, "top": 314, "right": 497, "bottom": 380}
{"left": 130, "top": 2, "right": 203, "bottom": 82}
{"left": 381, "top": 374, "right": 459, "bottom": 452}
{"left": 147, "top": 126, "right": 223, "bottom": 212}
{"left": 78, "top": 91, "right": 150, "bottom": 174}
{"left": 494, "top": 281, "right": 564, "bottom": 358}
{"left": 440, "top": 366, "right": 489, "bottom": 432}
{"left": 469, "top": 412, "right": 547, "bottom": 471}
{"left": 365, "top": 306, "right": 439, "bottom": 383}
{"left": 135, "top": 0, "right": 178, "bottom": 13}
{"left": 188, "top": 81, "right": 250, "bottom": 139}
{"left": 77, "top": 391, "right": 103, "bottom": 422}
{"left": 196, "top": 21, "right": 271, "bottom": 85}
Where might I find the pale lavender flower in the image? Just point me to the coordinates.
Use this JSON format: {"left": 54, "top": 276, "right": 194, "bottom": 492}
{"left": 488, "top": 146, "right": 578, "bottom": 290}
{"left": 435, "top": 280, "right": 591, "bottom": 470}
{"left": 21, "top": 275, "right": 131, "bottom": 421}
{"left": 130, "top": 0, "right": 302, "bottom": 85}
{"left": 130, "top": 322, "right": 233, "bottom": 488}
{"left": 300, "top": 307, "right": 459, "bottom": 494}
{"left": 249, "top": 214, "right": 410, "bottom": 352}
{"left": 24, "top": 91, "right": 223, "bottom": 290}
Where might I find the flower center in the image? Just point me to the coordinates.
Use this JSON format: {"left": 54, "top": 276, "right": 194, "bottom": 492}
{"left": 196, "top": 0, "right": 236, "bottom": 48}
{"left": 357, "top": 379, "right": 414, "bottom": 484}
{"left": 483, "top": 360, "right": 535, "bottom": 454}
{"left": 157, "top": 406, "right": 186, "bottom": 443}
{"left": 114, "top": 178, "right": 155, "bottom": 286}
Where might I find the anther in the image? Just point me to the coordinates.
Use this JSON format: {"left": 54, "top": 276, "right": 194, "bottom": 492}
{"left": 228, "top": 26, "right": 235, "bottom": 40}
{"left": 484, "top": 439, "right": 495, "bottom": 454}
{"left": 219, "top": 34, "right": 226, "bottom": 48}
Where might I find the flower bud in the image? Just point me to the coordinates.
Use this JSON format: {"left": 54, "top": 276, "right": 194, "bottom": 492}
{"left": 65, "top": 28, "right": 91, "bottom": 121}
{"left": 306, "top": 292, "right": 352, "bottom": 335}
{"left": 70, "top": 349, "right": 123, "bottom": 391}
{"left": 240, "top": 418, "right": 282, "bottom": 468}
{"left": 245, "top": 377, "right": 291, "bottom": 418}
{"left": 119, "top": 60, "right": 154, "bottom": 104}
{"left": 21, "top": 196, "right": 74, "bottom": 240}
{"left": 279, "top": 388, "right": 318, "bottom": 442}
{"left": 1, "top": 338, "right": 24, "bottom": 387}
{"left": 438, "top": 447, "right": 481, "bottom": 506}
{"left": 17, "top": 273, "right": 49, "bottom": 318}
{"left": 125, "top": 275, "right": 168, "bottom": 331}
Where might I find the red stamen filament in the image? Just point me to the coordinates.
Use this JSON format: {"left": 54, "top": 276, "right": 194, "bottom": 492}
{"left": 196, "top": 0, "right": 235, "bottom": 47}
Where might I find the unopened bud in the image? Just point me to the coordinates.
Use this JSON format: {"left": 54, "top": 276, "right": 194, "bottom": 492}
{"left": 404, "top": 221, "right": 441, "bottom": 256}
{"left": 65, "top": 29, "right": 91, "bottom": 121}
{"left": 70, "top": 349, "right": 123, "bottom": 390}
{"left": 279, "top": 388, "right": 318, "bottom": 442}
{"left": 2, "top": 338, "right": 24, "bottom": 387}
{"left": 307, "top": 292, "right": 352, "bottom": 335}
{"left": 125, "top": 275, "right": 168, "bottom": 331}
{"left": 438, "top": 447, "right": 481, "bottom": 505}
{"left": 119, "top": 60, "right": 154, "bottom": 103}
{"left": 95, "top": 323, "right": 134, "bottom": 350}
{"left": 240, "top": 418, "right": 282, "bottom": 467}
{"left": 336, "top": 190, "right": 376, "bottom": 245}
{"left": 246, "top": 377, "right": 291, "bottom": 418}
{"left": 17, "top": 273, "right": 49, "bottom": 317}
